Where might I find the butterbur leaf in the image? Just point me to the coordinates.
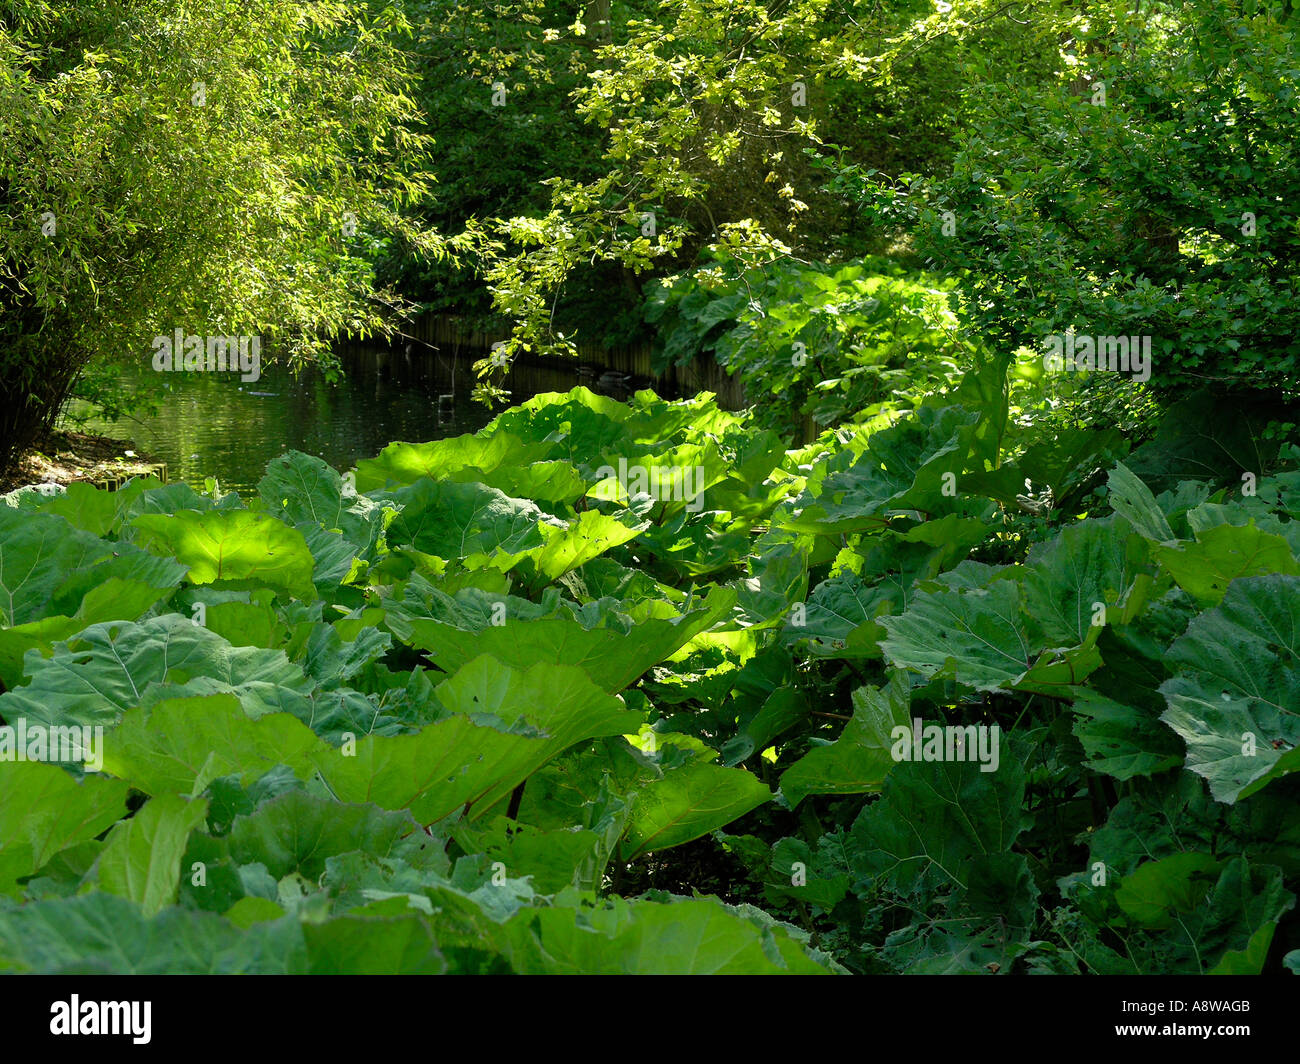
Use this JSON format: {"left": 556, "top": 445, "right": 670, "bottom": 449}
{"left": 0, "top": 615, "right": 314, "bottom": 732}
{"left": 354, "top": 432, "right": 553, "bottom": 492}
{"left": 0, "top": 762, "right": 129, "bottom": 896}
{"left": 1154, "top": 523, "right": 1300, "bottom": 605}
{"left": 258, "top": 450, "right": 342, "bottom": 521}
{"left": 525, "top": 510, "right": 648, "bottom": 581}
{"left": 504, "top": 896, "right": 835, "bottom": 974}
{"left": 0, "top": 893, "right": 304, "bottom": 973}
{"left": 391, "top": 585, "right": 734, "bottom": 693}
{"left": 784, "top": 406, "right": 979, "bottom": 533}
{"left": 848, "top": 754, "right": 1029, "bottom": 898}
{"left": 315, "top": 657, "right": 640, "bottom": 823}
{"left": 1159, "top": 574, "right": 1300, "bottom": 802}
{"left": 1107, "top": 463, "right": 1175, "bottom": 544}
{"left": 881, "top": 579, "right": 1038, "bottom": 692}
{"left": 0, "top": 509, "right": 115, "bottom": 626}
{"left": 1069, "top": 857, "right": 1293, "bottom": 975}
{"left": 958, "top": 852, "right": 1040, "bottom": 930}
{"left": 765, "top": 836, "right": 851, "bottom": 911}
{"left": 300, "top": 913, "right": 446, "bottom": 974}
{"left": 1122, "top": 390, "right": 1285, "bottom": 497}
{"left": 297, "top": 524, "right": 366, "bottom": 590}
{"left": 118, "top": 481, "right": 223, "bottom": 519}
{"left": 1082, "top": 774, "right": 1217, "bottom": 876}
{"left": 620, "top": 762, "right": 772, "bottom": 860}
{"left": 224, "top": 791, "right": 433, "bottom": 881}
{"left": 38, "top": 481, "right": 128, "bottom": 538}
{"left": 448, "top": 459, "right": 587, "bottom": 508}
{"left": 101, "top": 695, "right": 324, "bottom": 796}
{"left": 783, "top": 568, "right": 893, "bottom": 658}
{"left": 1114, "top": 852, "right": 1222, "bottom": 929}
{"left": 1070, "top": 688, "right": 1183, "bottom": 780}
{"left": 95, "top": 793, "right": 210, "bottom": 916}
{"left": 780, "top": 677, "right": 911, "bottom": 806}
{"left": 738, "top": 542, "right": 809, "bottom": 627}
{"left": 0, "top": 571, "right": 184, "bottom": 690}
{"left": 722, "top": 687, "right": 808, "bottom": 767}
{"left": 1016, "top": 424, "right": 1127, "bottom": 505}
{"left": 880, "top": 923, "right": 1034, "bottom": 975}
{"left": 1021, "top": 516, "right": 1145, "bottom": 646}
{"left": 450, "top": 818, "right": 605, "bottom": 894}
{"left": 132, "top": 510, "right": 317, "bottom": 599}
{"left": 385, "top": 479, "right": 549, "bottom": 559}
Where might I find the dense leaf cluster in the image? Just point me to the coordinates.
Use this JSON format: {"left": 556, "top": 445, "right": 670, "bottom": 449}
{"left": 1, "top": 380, "right": 1297, "bottom": 973}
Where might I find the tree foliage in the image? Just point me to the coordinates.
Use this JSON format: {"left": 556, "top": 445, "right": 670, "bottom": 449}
{"left": 0, "top": 0, "right": 447, "bottom": 472}
{"left": 833, "top": 0, "right": 1300, "bottom": 398}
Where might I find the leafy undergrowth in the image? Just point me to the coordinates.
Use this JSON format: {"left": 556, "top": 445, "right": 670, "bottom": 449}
{"left": 0, "top": 380, "right": 1298, "bottom": 974}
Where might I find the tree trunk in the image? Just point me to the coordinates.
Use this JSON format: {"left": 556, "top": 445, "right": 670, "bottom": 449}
{"left": 585, "top": 0, "right": 612, "bottom": 43}
{"left": 0, "top": 291, "right": 83, "bottom": 477}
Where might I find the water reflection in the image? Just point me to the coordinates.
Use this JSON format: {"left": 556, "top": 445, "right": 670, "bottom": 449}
{"left": 62, "top": 346, "right": 576, "bottom": 495}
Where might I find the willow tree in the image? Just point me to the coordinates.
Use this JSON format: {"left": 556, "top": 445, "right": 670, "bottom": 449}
{"left": 0, "top": 0, "right": 446, "bottom": 473}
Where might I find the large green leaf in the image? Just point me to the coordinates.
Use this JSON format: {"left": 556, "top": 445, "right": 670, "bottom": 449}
{"left": 354, "top": 432, "right": 554, "bottom": 492}
{"left": 1016, "top": 424, "right": 1127, "bottom": 505}
{"left": 881, "top": 581, "right": 1032, "bottom": 694}
{"left": 523, "top": 510, "right": 648, "bottom": 581}
{"left": 257, "top": 450, "right": 381, "bottom": 552}
{"left": 1154, "top": 523, "right": 1300, "bottom": 606}
{"left": 95, "top": 793, "right": 210, "bottom": 916}
{"left": 483, "top": 387, "right": 695, "bottom": 468}
{"left": 299, "top": 912, "right": 447, "bottom": 974}
{"left": 722, "top": 686, "right": 808, "bottom": 766}
{"left": 0, "top": 762, "right": 129, "bottom": 896}
{"left": 0, "top": 509, "right": 115, "bottom": 625}
{"left": 314, "top": 657, "right": 640, "bottom": 822}
{"left": 385, "top": 479, "right": 549, "bottom": 559}
{"left": 783, "top": 406, "right": 979, "bottom": 533}
{"left": 1022, "top": 516, "right": 1145, "bottom": 646}
{"left": 0, "top": 615, "right": 314, "bottom": 731}
{"left": 224, "top": 791, "right": 430, "bottom": 881}
{"left": 1106, "top": 463, "right": 1175, "bottom": 544}
{"left": 1114, "top": 852, "right": 1222, "bottom": 929}
{"left": 504, "top": 896, "right": 834, "bottom": 974}
{"left": 449, "top": 818, "right": 607, "bottom": 894}
{"left": 620, "top": 762, "right": 771, "bottom": 860}
{"left": 0, "top": 893, "right": 305, "bottom": 973}
{"left": 848, "top": 754, "right": 1030, "bottom": 897}
{"left": 762, "top": 835, "right": 853, "bottom": 911}
{"left": 132, "top": 510, "right": 316, "bottom": 599}
{"left": 101, "top": 694, "right": 324, "bottom": 796}
{"left": 258, "top": 451, "right": 351, "bottom": 530}
{"left": 0, "top": 576, "right": 179, "bottom": 690}
{"left": 0, "top": 890, "right": 461, "bottom": 974}
{"left": 1062, "top": 856, "right": 1293, "bottom": 975}
{"left": 39, "top": 481, "right": 134, "bottom": 538}
{"left": 780, "top": 677, "right": 911, "bottom": 807}
{"left": 1159, "top": 574, "right": 1300, "bottom": 802}
{"left": 388, "top": 585, "right": 735, "bottom": 693}
{"left": 880, "top": 578, "right": 1098, "bottom": 693}
{"left": 1070, "top": 688, "right": 1183, "bottom": 780}
{"left": 784, "top": 568, "right": 893, "bottom": 658}
{"left": 448, "top": 459, "right": 588, "bottom": 508}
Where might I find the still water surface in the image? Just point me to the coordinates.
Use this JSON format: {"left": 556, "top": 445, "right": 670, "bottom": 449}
{"left": 64, "top": 347, "right": 580, "bottom": 495}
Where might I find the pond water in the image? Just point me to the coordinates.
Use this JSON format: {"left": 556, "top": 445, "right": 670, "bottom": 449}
{"left": 62, "top": 346, "right": 586, "bottom": 496}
